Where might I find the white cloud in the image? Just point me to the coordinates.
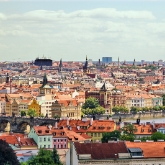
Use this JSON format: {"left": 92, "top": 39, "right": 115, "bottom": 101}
{"left": 0, "top": 8, "right": 164, "bottom": 61}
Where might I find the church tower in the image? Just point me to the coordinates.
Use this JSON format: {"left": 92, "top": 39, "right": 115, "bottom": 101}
{"left": 133, "top": 59, "right": 136, "bottom": 66}
{"left": 83, "top": 55, "right": 89, "bottom": 74}
{"left": 39, "top": 73, "right": 53, "bottom": 96}
{"left": 59, "top": 58, "right": 63, "bottom": 72}
{"left": 118, "top": 57, "right": 120, "bottom": 69}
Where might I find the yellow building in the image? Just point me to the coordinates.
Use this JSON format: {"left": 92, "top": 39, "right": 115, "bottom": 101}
{"left": 6, "top": 99, "right": 19, "bottom": 116}
{"left": 28, "top": 99, "right": 41, "bottom": 117}
{"left": 86, "top": 120, "right": 116, "bottom": 142}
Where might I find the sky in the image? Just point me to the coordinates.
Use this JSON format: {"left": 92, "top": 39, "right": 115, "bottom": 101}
{"left": 0, "top": 0, "right": 165, "bottom": 62}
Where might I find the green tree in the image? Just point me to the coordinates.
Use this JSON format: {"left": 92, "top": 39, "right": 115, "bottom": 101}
{"left": 21, "top": 110, "right": 26, "bottom": 117}
{"left": 151, "top": 132, "right": 165, "bottom": 141}
{"left": 120, "top": 134, "right": 135, "bottom": 142}
{"left": 121, "top": 124, "right": 136, "bottom": 136}
{"left": 101, "top": 130, "right": 121, "bottom": 143}
{"left": 0, "top": 139, "right": 20, "bottom": 165}
{"left": 27, "top": 109, "right": 37, "bottom": 117}
{"left": 162, "top": 94, "right": 165, "bottom": 106}
{"left": 130, "top": 106, "right": 140, "bottom": 114}
{"left": 82, "top": 97, "right": 105, "bottom": 115}
{"left": 52, "top": 146, "right": 62, "bottom": 165}
{"left": 112, "top": 106, "right": 129, "bottom": 114}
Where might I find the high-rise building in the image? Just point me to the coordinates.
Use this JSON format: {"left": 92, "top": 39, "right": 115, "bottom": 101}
{"left": 102, "top": 57, "right": 112, "bottom": 64}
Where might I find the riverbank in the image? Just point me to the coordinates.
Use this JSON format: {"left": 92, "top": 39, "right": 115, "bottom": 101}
{"left": 112, "top": 111, "right": 165, "bottom": 122}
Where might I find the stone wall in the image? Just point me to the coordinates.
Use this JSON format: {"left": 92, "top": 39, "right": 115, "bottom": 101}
{"left": 112, "top": 111, "right": 165, "bottom": 121}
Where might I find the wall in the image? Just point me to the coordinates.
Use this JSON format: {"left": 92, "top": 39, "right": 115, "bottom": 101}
{"left": 112, "top": 111, "right": 165, "bottom": 121}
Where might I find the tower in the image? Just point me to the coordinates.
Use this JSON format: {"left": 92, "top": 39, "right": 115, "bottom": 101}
{"left": 6, "top": 73, "right": 9, "bottom": 83}
{"left": 83, "top": 55, "right": 89, "bottom": 74}
{"left": 133, "top": 59, "right": 136, "bottom": 66}
{"left": 59, "top": 58, "right": 63, "bottom": 72}
{"left": 118, "top": 57, "right": 120, "bottom": 69}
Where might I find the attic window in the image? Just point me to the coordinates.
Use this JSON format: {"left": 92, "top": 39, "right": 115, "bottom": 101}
{"left": 53, "top": 132, "right": 56, "bottom": 136}
{"left": 107, "top": 127, "right": 111, "bottom": 129}
{"left": 74, "top": 137, "right": 78, "bottom": 140}
{"left": 45, "top": 130, "right": 49, "bottom": 133}
{"left": 38, "top": 130, "right": 42, "bottom": 133}
{"left": 93, "top": 126, "right": 96, "bottom": 129}
{"left": 69, "top": 138, "right": 72, "bottom": 140}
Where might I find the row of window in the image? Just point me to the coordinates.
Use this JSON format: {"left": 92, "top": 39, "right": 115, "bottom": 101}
{"left": 54, "top": 139, "right": 67, "bottom": 142}
{"left": 39, "top": 137, "right": 51, "bottom": 142}
{"left": 90, "top": 133, "right": 101, "bottom": 137}
{"left": 54, "top": 144, "right": 67, "bottom": 149}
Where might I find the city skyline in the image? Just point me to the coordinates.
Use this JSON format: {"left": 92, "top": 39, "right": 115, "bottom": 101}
{"left": 0, "top": 0, "right": 165, "bottom": 61}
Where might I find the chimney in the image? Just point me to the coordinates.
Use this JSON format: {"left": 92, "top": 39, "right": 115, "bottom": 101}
{"left": 18, "top": 137, "right": 20, "bottom": 142}
{"left": 90, "top": 117, "right": 93, "bottom": 126}
{"left": 55, "top": 122, "right": 58, "bottom": 129}
{"left": 67, "top": 118, "right": 69, "bottom": 126}
{"left": 77, "top": 126, "right": 80, "bottom": 130}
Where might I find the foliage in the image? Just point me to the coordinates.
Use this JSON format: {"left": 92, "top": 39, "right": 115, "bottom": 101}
{"left": 112, "top": 106, "right": 129, "bottom": 114}
{"left": 121, "top": 124, "right": 136, "bottom": 136}
{"left": 54, "top": 115, "right": 60, "bottom": 119}
{"left": 21, "top": 110, "right": 26, "bottom": 117}
{"left": 144, "top": 65, "right": 157, "bottom": 71}
{"left": 130, "top": 106, "right": 141, "bottom": 113}
{"left": 162, "top": 94, "right": 165, "bottom": 106}
{"left": 82, "top": 97, "right": 105, "bottom": 115}
{"left": 120, "top": 134, "right": 135, "bottom": 142}
{"left": 52, "top": 146, "right": 62, "bottom": 165}
{"left": 0, "top": 139, "right": 20, "bottom": 165}
{"left": 151, "top": 132, "right": 165, "bottom": 141}
{"left": 40, "top": 113, "right": 44, "bottom": 118}
{"left": 101, "top": 130, "right": 121, "bottom": 143}
{"left": 27, "top": 108, "right": 37, "bottom": 117}
{"left": 27, "top": 148, "right": 62, "bottom": 165}
{"left": 137, "top": 136, "right": 151, "bottom": 142}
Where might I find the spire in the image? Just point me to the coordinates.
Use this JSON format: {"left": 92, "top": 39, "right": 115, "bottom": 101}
{"left": 42, "top": 73, "right": 48, "bottom": 87}
{"left": 100, "top": 82, "right": 107, "bottom": 91}
{"left": 86, "top": 55, "right": 88, "bottom": 61}
{"left": 118, "top": 57, "right": 120, "bottom": 68}
{"left": 6, "top": 73, "right": 9, "bottom": 83}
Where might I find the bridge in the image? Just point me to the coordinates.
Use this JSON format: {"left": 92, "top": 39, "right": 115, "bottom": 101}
{"left": 0, "top": 116, "right": 58, "bottom": 133}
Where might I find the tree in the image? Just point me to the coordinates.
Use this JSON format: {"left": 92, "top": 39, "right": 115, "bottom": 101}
{"left": 52, "top": 146, "right": 62, "bottom": 165}
{"left": 21, "top": 110, "right": 26, "bottom": 117}
{"left": 151, "top": 132, "right": 165, "bottom": 141}
{"left": 162, "top": 94, "right": 165, "bottom": 106}
{"left": 0, "top": 139, "right": 20, "bottom": 165}
{"left": 82, "top": 97, "right": 105, "bottom": 115}
{"left": 101, "top": 130, "right": 121, "bottom": 143}
{"left": 27, "top": 148, "right": 62, "bottom": 165}
{"left": 121, "top": 124, "right": 136, "bottom": 136}
{"left": 112, "top": 106, "right": 129, "bottom": 114}
{"left": 27, "top": 109, "right": 37, "bottom": 117}
{"left": 130, "top": 106, "right": 141, "bottom": 114}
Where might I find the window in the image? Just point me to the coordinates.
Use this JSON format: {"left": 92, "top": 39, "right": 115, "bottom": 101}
{"left": 39, "top": 137, "right": 42, "bottom": 142}
{"left": 98, "top": 133, "right": 100, "bottom": 137}
{"left": 44, "top": 145, "right": 46, "bottom": 148}
{"left": 48, "top": 145, "right": 50, "bottom": 148}
{"left": 48, "top": 138, "right": 50, "bottom": 141}
{"left": 91, "top": 133, "right": 93, "bottom": 136}
{"left": 40, "top": 145, "right": 42, "bottom": 148}
{"left": 44, "top": 138, "right": 46, "bottom": 141}
{"left": 54, "top": 139, "right": 56, "bottom": 142}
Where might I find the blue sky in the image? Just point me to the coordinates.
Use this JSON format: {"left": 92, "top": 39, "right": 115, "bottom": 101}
{"left": 0, "top": 0, "right": 165, "bottom": 62}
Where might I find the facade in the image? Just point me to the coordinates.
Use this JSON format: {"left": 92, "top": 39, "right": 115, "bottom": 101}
{"left": 85, "top": 84, "right": 126, "bottom": 114}
{"left": 0, "top": 99, "right": 6, "bottom": 114}
{"left": 51, "top": 100, "right": 81, "bottom": 119}
{"left": 18, "top": 100, "right": 30, "bottom": 114}
{"left": 28, "top": 99, "right": 41, "bottom": 117}
{"left": 28, "top": 126, "right": 53, "bottom": 149}
{"left": 102, "top": 57, "right": 112, "bottom": 64}
{"left": 6, "top": 99, "right": 19, "bottom": 116}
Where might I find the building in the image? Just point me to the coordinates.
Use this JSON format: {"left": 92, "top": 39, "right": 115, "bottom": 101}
{"left": 51, "top": 99, "right": 81, "bottom": 119}
{"left": 28, "top": 126, "right": 53, "bottom": 149}
{"left": 102, "top": 57, "right": 112, "bottom": 64}
{"left": 34, "top": 57, "right": 52, "bottom": 66}
{"left": 28, "top": 99, "right": 41, "bottom": 117}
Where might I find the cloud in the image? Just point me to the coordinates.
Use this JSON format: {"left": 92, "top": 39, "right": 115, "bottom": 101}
{"left": 0, "top": 8, "right": 164, "bottom": 61}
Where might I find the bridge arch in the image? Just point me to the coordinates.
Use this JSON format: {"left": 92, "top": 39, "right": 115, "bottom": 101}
{"left": 0, "top": 119, "right": 9, "bottom": 131}
{"left": 17, "top": 121, "right": 31, "bottom": 132}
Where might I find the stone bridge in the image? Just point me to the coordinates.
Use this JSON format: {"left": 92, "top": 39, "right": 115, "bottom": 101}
{"left": 0, "top": 116, "right": 58, "bottom": 133}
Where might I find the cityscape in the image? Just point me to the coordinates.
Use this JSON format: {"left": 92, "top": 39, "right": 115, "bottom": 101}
{"left": 1, "top": 0, "right": 165, "bottom": 165}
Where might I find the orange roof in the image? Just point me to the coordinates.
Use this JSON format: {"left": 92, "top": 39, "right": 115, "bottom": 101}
{"left": 126, "top": 141, "right": 165, "bottom": 158}
{"left": 133, "top": 124, "right": 153, "bottom": 135}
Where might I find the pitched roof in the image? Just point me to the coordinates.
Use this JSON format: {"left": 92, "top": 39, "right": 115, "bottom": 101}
{"left": 74, "top": 141, "right": 128, "bottom": 159}
{"left": 126, "top": 141, "right": 165, "bottom": 158}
